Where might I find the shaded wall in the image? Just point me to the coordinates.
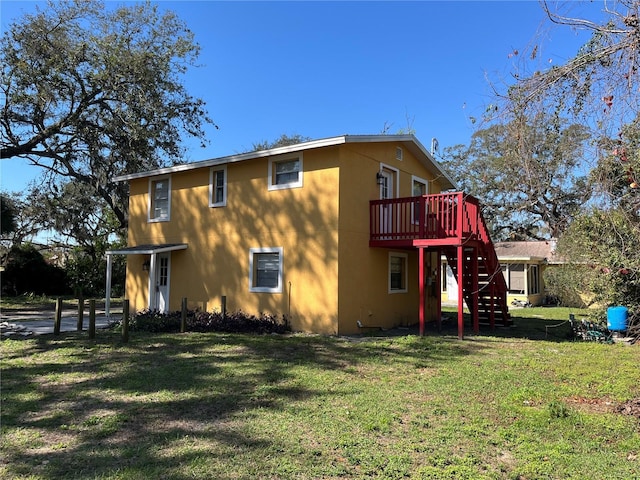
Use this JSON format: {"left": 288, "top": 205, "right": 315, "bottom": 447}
{"left": 336, "top": 143, "right": 447, "bottom": 334}
{"left": 126, "top": 147, "right": 340, "bottom": 334}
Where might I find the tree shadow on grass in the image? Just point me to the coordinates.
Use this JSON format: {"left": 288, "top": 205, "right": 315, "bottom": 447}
{"left": 430, "top": 309, "right": 578, "bottom": 342}
{"left": 348, "top": 307, "right": 588, "bottom": 343}
{"left": 1, "top": 328, "right": 485, "bottom": 479}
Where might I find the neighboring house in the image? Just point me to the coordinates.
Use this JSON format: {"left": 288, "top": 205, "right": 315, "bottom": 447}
{"left": 496, "top": 241, "right": 562, "bottom": 306}
{"left": 106, "top": 135, "right": 509, "bottom": 337}
{"left": 442, "top": 241, "right": 562, "bottom": 307}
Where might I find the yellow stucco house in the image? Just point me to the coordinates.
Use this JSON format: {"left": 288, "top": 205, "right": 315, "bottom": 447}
{"left": 106, "top": 135, "right": 509, "bottom": 337}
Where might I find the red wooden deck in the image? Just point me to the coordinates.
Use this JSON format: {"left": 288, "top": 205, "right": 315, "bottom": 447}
{"left": 369, "top": 192, "right": 510, "bottom": 338}
{"left": 370, "top": 192, "right": 484, "bottom": 247}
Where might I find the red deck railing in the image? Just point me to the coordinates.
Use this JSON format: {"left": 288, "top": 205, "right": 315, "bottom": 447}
{"left": 370, "top": 192, "right": 483, "bottom": 244}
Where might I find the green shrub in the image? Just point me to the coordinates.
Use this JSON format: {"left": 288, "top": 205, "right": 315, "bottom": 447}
{"left": 117, "top": 309, "right": 291, "bottom": 334}
{"left": 544, "top": 265, "right": 588, "bottom": 308}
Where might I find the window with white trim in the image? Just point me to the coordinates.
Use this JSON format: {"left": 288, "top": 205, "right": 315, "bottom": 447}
{"left": 249, "top": 247, "right": 283, "bottom": 293}
{"left": 501, "top": 263, "right": 525, "bottom": 294}
{"left": 209, "top": 166, "right": 227, "bottom": 207}
{"left": 149, "top": 177, "right": 171, "bottom": 222}
{"left": 268, "top": 156, "right": 303, "bottom": 190}
{"left": 411, "top": 176, "right": 428, "bottom": 224}
{"left": 389, "top": 252, "right": 408, "bottom": 293}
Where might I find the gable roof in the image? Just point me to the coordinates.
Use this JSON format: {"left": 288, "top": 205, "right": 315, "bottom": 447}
{"left": 494, "top": 241, "right": 564, "bottom": 264}
{"left": 112, "top": 134, "right": 456, "bottom": 189}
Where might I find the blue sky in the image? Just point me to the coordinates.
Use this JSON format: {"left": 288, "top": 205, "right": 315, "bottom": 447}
{"left": 1, "top": 1, "right": 604, "bottom": 193}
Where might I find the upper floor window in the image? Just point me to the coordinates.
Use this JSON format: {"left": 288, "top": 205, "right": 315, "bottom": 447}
{"left": 209, "top": 166, "right": 227, "bottom": 207}
{"left": 149, "top": 176, "right": 171, "bottom": 222}
{"left": 412, "top": 177, "right": 428, "bottom": 197}
{"left": 411, "top": 176, "right": 428, "bottom": 224}
{"left": 268, "top": 155, "right": 303, "bottom": 190}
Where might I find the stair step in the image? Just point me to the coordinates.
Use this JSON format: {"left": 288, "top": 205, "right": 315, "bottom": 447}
{"left": 444, "top": 236, "right": 510, "bottom": 330}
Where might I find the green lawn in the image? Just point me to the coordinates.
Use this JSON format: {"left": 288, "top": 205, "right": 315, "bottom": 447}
{"left": 1, "top": 310, "right": 639, "bottom": 479}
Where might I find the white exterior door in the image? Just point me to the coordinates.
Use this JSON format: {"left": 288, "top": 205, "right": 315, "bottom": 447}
{"left": 155, "top": 253, "right": 170, "bottom": 312}
{"left": 380, "top": 169, "right": 395, "bottom": 235}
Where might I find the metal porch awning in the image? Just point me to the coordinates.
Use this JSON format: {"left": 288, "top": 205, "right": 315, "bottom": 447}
{"left": 106, "top": 243, "right": 188, "bottom": 256}
{"left": 105, "top": 243, "right": 188, "bottom": 316}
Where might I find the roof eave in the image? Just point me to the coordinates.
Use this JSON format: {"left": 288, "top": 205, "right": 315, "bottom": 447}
{"left": 497, "top": 256, "right": 545, "bottom": 262}
{"left": 112, "top": 134, "right": 456, "bottom": 190}
{"left": 112, "top": 136, "right": 350, "bottom": 182}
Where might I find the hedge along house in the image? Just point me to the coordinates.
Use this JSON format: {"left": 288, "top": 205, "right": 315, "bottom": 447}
{"left": 106, "top": 135, "right": 509, "bottom": 338}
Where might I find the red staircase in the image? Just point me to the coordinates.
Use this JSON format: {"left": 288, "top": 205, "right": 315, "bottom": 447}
{"left": 441, "top": 245, "right": 511, "bottom": 328}
{"left": 370, "top": 192, "right": 511, "bottom": 333}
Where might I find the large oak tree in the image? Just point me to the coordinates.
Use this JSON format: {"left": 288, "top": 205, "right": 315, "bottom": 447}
{"left": 490, "top": 1, "right": 640, "bottom": 317}
{"left": 442, "top": 114, "right": 590, "bottom": 241}
{"left": 1, "top": 0, "right": 214, "bottom": 230}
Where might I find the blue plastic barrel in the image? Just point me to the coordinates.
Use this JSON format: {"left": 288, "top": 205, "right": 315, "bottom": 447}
{"left": 607, "top": 306, "right": 628, "bottom": 332}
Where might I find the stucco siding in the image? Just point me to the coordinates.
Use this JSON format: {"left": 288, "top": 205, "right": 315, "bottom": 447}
{"left": 125, "top": 148, "right": 340, "bottom": 333}
{"left": 335, "top": 142, "right": 443, "bottom": 335}
{"left": 123, "top": 137, "right": 452, "bottom": 334}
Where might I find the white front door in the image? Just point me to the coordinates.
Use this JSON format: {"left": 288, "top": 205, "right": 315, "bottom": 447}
{"left": 380, "top": 169, "right": 395, "bottom": 235}
{"left": 155, "top": 253, "right": 170, "bottom": 312}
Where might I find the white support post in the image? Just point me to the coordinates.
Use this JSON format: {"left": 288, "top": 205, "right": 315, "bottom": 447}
{"left": 105, "top": 254, "right": 113, "bottom": 318}
{"left": 148, "top": 253, "right": 157, "bottom": 310}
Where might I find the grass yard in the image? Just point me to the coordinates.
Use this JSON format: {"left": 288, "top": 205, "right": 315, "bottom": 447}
{"left": 1, "top": 309, "right": 639, "bottom": 479}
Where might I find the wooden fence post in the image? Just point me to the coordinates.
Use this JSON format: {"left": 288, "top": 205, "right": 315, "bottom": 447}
{"left": 181, "top": 297, "right": 187, "bottom": 333}
{"left": 89, "top": 299, "right": 96, "bottom": 339}
{"left": 122, "top": 299, "right": 129, "bottom": 343}
{"left": 221, "top": 295, "right": 227, "bottom": 321}
{"left": 54, "top": 298, "right": 62, "bottom": 335}
{"left": 77, "top": 294, "right": 84, "bottom": 331}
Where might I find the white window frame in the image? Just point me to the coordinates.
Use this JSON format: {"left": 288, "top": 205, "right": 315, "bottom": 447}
{"left": 148, "top": 176, "right": 171, "bottom": 222}
{"left": 268, "top": 155, "right": 303, "bottom": 191}
{"left": 411, "top": 175, "right": 429, "bottom": 225}
{"left": 396, "top": 147, "right": 403, "bottom": 161}
{"left": 209, "top": 165, "right": 227, "bottom": 207}
{"left": 388, "top": 252, "right": 408, "bottom": 294}
{"left": 502, "top": 263, "right": 526, "bottom": 294}
{"left": 249, "top": 247, "right": 284, "bottom": 293}
{"left": 379, "top": 163, "right": 399, "bottom": 199}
